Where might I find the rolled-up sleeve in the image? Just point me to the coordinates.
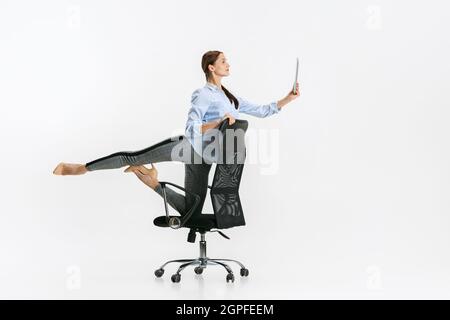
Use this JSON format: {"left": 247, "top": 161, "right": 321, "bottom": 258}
{"left": 185, "top": 89, "right": 211, "bottom": 138}
{"left": 236, "top": 95, "right": 281, "bottom": 118}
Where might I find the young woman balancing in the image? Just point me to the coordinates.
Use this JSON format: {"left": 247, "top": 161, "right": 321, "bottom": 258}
{"left": 53, "top": 50, "right": 301, "bottom": 216}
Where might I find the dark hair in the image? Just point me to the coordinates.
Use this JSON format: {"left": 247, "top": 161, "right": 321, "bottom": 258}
{"left": 201, "top": 50, "right": 239, "bottom": 109}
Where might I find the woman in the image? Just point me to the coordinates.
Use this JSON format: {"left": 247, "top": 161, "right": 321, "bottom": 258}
{"left": 53, "top": 50, "right": 301, "bottom": 216}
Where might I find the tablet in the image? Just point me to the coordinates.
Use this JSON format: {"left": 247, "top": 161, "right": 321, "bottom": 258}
{"left": 293, "top": 57, "right": 299, "bottom": 94}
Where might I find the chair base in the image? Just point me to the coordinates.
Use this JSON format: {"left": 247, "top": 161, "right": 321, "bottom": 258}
{"left": 154, "top": 232, "right": 249, "bottom": 283}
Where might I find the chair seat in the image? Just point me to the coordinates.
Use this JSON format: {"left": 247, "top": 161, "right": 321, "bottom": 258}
{"left": 153, "top": 214, "right": 217, "bottom": 230}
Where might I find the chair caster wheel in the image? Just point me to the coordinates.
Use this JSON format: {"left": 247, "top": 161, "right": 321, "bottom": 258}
{"left": 226, "top": 273, "right": 235, "bottom": 283}
{"left": 194, "top": 266, "right": 203, "bottom": 275}
{"left": 240, "top": 268, "right": 249, "bottom": 277}
{"left": 171, "top": 273, "right": 181, "bottom": 283}
{"left": 154, "top": 269, "right": 164, "bottom": 278}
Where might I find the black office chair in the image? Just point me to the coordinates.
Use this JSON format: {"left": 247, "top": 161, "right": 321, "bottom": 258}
{"left": 152, "top": 119, "right": 250, "bottom": 283}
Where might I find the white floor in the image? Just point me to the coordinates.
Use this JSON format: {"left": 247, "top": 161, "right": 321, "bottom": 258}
{"left": 2, "top": 230, "right": 450, "bottom": 300}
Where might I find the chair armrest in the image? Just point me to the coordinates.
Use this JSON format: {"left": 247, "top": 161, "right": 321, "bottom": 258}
{"left": 158, "top": 181, "right": 201, "bottom": 229}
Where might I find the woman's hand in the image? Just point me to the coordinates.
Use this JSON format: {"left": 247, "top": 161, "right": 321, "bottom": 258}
{"left": 286, "top": 82, "right": 301, "bottom": 102}
{"left": 203, "top": 113, "right": 236, "bottom": 133}
{"left": 277, "top": 82, "right": 301, "bottom": 110}
{"left": 221, "top": 113, "right": 236, "bottom": 125}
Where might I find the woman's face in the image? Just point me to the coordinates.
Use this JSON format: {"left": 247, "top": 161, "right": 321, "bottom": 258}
{"left": 210, "top": 53, "right": 230, "bottom": 77}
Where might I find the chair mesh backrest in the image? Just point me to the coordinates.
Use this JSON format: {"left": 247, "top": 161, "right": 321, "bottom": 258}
{"left": 210, "top": 119, "right": 248, "bottom": 229}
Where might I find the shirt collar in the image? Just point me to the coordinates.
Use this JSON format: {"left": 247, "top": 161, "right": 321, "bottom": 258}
{"left": 205, "top": 82, "right": 220, "bottom": 92}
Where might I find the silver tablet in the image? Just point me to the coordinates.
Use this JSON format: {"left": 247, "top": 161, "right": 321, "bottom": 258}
{"left": 293, "top": 57, "right": 299, "bottom": 94}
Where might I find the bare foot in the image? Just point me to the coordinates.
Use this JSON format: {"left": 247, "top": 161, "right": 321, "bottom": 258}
{"left": 53, "top": 162, "right": 88, "bottom": 175}
{"left": 124, "top": 164, "right": 160, "bottom": 190}
{"left": 124, "top": 164, "right": 154, "bottom": 175}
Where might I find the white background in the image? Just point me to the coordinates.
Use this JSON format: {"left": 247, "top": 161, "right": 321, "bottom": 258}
{"left": 1, "top": 0, "right": 449, "bottom": 299}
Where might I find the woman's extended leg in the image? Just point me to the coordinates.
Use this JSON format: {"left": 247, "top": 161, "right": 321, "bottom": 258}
{"left": 53, "top": 135, "right": 199, "bottom": 175}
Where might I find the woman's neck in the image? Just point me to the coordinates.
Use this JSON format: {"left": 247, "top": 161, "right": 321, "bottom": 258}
{"left": 207, "top": 78, "right": 222, "bottom": 89}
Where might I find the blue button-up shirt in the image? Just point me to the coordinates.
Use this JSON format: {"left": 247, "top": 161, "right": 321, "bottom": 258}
{"left": 185, "top": 82, "right": 282, "bottom": 161}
